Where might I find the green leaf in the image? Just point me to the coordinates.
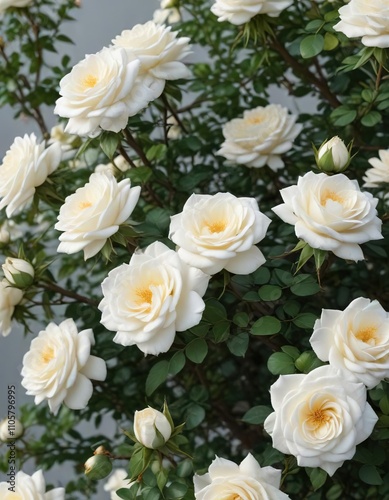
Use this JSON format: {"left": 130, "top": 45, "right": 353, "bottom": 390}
{"left": 233, "top": 312, "right": 249, "bottom": 327}
{"left": 252, "top": 267, "right": 271, "bottom": 284}
{"left": 251, "top": 316, "right": 281, "bottom": 336}
{"left": 145, "top": 360, "right": 169, "bottom": 396}
{"left": 169, "top": 351, "right": 186, "bottom": 376}
{"left": 127, "top": 166, "right": 153, "bottom": 183}
{"left": 325, "top": 484, "right": 343, "bottom": 500}
{"left": 323, "top": 32, "right": 339, "bottom": 51}
{"left": 290, "top": 281, "right": 320, "bottom": 297}
{"left": 306, "top": 467, "right": 328, "bottom": 491}
{"left": 258, "top": 285, "right": 282, "bottom": 302}
{"left": 100, "top": 131, "right": 120, "bottom": 159}
{"left": 165, "top": 481, "right": 188, "bottom": 499}
{"left": 300, "top": 34, "right": 324, "bottom": 59}
{"left": 212, "top": 321, "right": 231, "bottom": 343}
{"left": 227, "top": 332, "right": 249, "bottom": 357}
{"left": 292, "top": 313, "right": 317, "bottom": 329}
{"left": 185, "top": 404, "right": 205, "bottom": 430}
{"left": 203, "top": 299, "right": 227, "bottom": 323}
{"left": 242, "top": 405, "right": 272, "bottom": 424}
{"left": 267, "top": 352, "right": 296, "bottom": 375}
{"left": 295, "top": 351, "right": 324, "bottom": 373}
{"left": 359, "top": 464, "right": 383, "bottom": 486}
{"left": 146, "top": 144, "right": 168, "bottom": 161}
{"left": 330, "top": 106, "right": 357, "bottom": 127}
{"left": 361, "top": 111, "right": 382, "bottom": 127}
{"left": 185, "top": 338, "right": 208, "bottom": 364}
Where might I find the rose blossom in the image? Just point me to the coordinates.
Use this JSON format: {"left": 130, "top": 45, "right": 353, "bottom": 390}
{"left": 363, "top": 149, "right": 389, "bottom": 187}
{"left": 112, "top": 21, "right": 191, "bottom": 99}
{"left": 272, "top": 171, "right": 383, "bottom": 261}
{"left": 99, "top": 241, "right": 210, "bottom": 355}
{"left": 0, "top": 0, "right": 31, "bottom": 15}
{"left": 2, "top": 257, "right": 34, "bottom": 288}
{"left": 0, "top": 134, "right": 61, "bottom": 217}
{"left": 0, "top": 470, "right": 64, "bottom": 499}
{"left": 94, "top": 155, "right": 131, "bottom": 175}
{"left": 21, "top": 318, "right": 107, "bottom": 415}
{"left": 134, "top": 407, "right": 172, "bottom": 449}
{"left": 55, "top": 46, "right": 157, "bottom": 137}
{"left": 169, "top": 192, "right": 271, "bottom": 275}
{"left": 264, "top": 365, "right": 378, "bottom": 476}
{"left": 194, "top": 454, "right": 290, "bottom": 499}
{"left": 0, "top": 279, "right": 23, "bottom": 337}
{"left": 153, "top": 0, "right": 181, "bottom": 25}
{"left": 0, "top": 417, "right": 23, "bottom": 441}
{"left": 104, "top": 469, "right": 133, "bottom": 500}
{"left": 211, "top": 0, "right": 293, "bottom": 25}
{"left": 334, "top": 0, "right": 389, "bottom": 48}
{"left": 55, "top": 172, "right": 140, "bottom": 260}
{"left": 217, "top": 104, "right": 302, "bottom": 170}
{"left": 310, "top": 297, "right": 389, "bottom": 389}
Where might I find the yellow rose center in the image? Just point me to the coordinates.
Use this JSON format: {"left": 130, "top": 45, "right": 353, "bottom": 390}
{"left": 82, "top": 74, "right": 98, "bottom": 90}
{"left": 355, "top": 326, "right": 378, "bottom": 344}
{"left": 247, "top": 114, "right": 265, "bottom": 125}
{"left": 321, "top": 190, "right": 344, "bottom": 206}
{"left": 79, "top": 201, "right": 92, "bottom": 210}
{"left": 206, "top": 220, "right": 227, "bottom": 233}
{"left": 41, "top": 346, "right": 55, "bottom": 364}
{"left": 135, "top": 287, "right": 153, "bottom": 305}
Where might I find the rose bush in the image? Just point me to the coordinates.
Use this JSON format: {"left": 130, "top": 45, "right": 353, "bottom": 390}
{"left": 21, "top": 319, "right": 107, "bottom": 415}
{"left": 217, "top": 104, "right": 301, "bottom": 170}
{"left": 272, "top": 171, "right": 383, "bottom": 261}
{"left": 169, "top": 192, "right": 271, "bottom": 275}
{"left": 264, "top": 365, "right": 378, "bottom": 475}
{"left": 99, "top": 241, "right": 209, "bottom": 355}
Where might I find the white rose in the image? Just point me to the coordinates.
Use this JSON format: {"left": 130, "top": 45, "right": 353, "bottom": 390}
{"left": 99, "top": 241, "right": 210, "bottom": 355}
{"left": 104, "top": 469, "right": 133, "bottom": 500}
{"left": 0, "top": 279, "right": 23, "bottom": 337}
{"left": 0, "top": 417, "right": 23, "bottom": 441}
{"left": 0, "top": 134, "right": 61, "bottom": 217}
{"left": 334, "top": 0, "right": 389, "bottom": 48}
{"left": 55, "top": 47, "right": 157, "bottom": 137}
{"left": 310, "top": 297, "right": 389, "bottom": 389}
{"left": 0, "top": 470, "right": 64, "bottom": 500}
{"left": 166, "top": 116, "right": 182, "bottom": 140}
{"left": 112, "top": 21, "right": 191, "bottom": 99}
{"left": 55, "top": 172, "right": 140, "bottom": 260}
{"left": 0, "top": 0, "right": 31, "bottom": 15}
{"left": 153, "top": 7, "right": 181, "bottom": 25}
{"left": 94, "top": 155, "right": 131, "bottom": 175}
{"left": 134, "top": 407, "right": 172, "bottom": 449}
{"left": 2, "top": 257, "right": 34, "bottom": 288}
{"left": 363, "top": 149, "right": 389, "bottom": 188}
{"left": 272, "top": 171, "right": 383, "bottom": 261}
{"left": 317, "top": 136, "right": 350, "bottom": 173}
{"left": 169, "top": 192, "right": 271, "bottom": 275}
{"left": 194, "top": 453, "right": 290, "bottom": 499}
{"left": 217, "top": 104, "right": 302, "bottom": 170}
{"left": 21, "top": 318, "right": 107, "bottom": 415}
{"left": 264, "top": 365, "right": 378, "bottom": 476}
{"left": 211, "top": 0, "right": 293, "bottom": 25}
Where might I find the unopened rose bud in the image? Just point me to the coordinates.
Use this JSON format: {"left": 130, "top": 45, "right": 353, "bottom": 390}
{"left": 2, "top": 258, "right": 34, "bottom": 288}
{"left": 84, "top": 454, "right": 113, "bottom": 480}
{"left": 161, "top": 0, "right": 178, "bottom": 7}
{"left": 134, "top": 407, "right": 172, "bottom": 449}
{"left": 316, "top": 136, "right": 351, "bottom": 173}
{"left": 0, "top": 417, "right": 24, "bottom": 441}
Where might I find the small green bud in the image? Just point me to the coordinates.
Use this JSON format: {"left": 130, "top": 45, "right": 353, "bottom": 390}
{"left": 315, "top": 136, "right": 351, "bottom": 173}
{"left": 84, "top": 454, "right": 113, "bottom": 480}
{"left": 2, "top": 257, "right": 34, "bottom": 288}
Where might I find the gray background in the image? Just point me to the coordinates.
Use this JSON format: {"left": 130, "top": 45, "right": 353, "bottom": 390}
{"left": 0, "top": 1, "right": 155, "bottom": 498}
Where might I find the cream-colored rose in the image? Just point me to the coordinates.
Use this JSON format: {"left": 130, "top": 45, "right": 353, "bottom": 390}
{"left": 55, "top": 46, "right": 157, "bottom": 137}
{"left": 0, "top": 470, "right": 64, "bottom": 499}
{"left": 153, "top": 0, "right": 181, "bottom": 25}
{"left": 264, "top": 365, "right": 378, "bottom": 476}
{"left": 217, "top": 104, "right": 302, "bottom": 170}
{"left": 310, "top": 298, "right": 389, "bottom": 389}
{"left": 0, "top": 0, "right": 31, "bottom": 15}
{"left": 169, "top": 192, "right": 271, "bottom": 275}
{"left": 134, "top": 407, "right": 172, "bottom": 449}
{"left": 211, "top": 0, "right": 293, "bottom": 25}
{"left": 334, "top": 0, "right": 389, "bottom": 48}
{"left": 363, "top": 149, "right": 389, "bottom": 187}
{"left": 194, "top": 454, "right": 290, "bottom": 499}
{"left": 94, "top": 155, "right": 131, "bottom": 175}
{"left": 99, "top": 241, "right": 210, "bottom": 355}
{"left": 0, "top": 134, "right": 61, "bottom": 217}
{"left": 272, "top": 171, "right": 383, "bottom": 261}
{"left": 55, "top": 172, "right": 140, "bottom": 260}
{"left": 2, "top": 257, "right": 34, "bottom": 288}
{"left": 104, "top": 469, "right": 133, "bottom": 500}
{"left": 112, "top": 21, "right": 191, "bottom": 99}
{"left": 0, "top": 417, "right": 23, "bottom": 441}
{"left": 21, "top": 318, "right": 107, "bottom": 415}
{"left": 317, "top": 136, "right": 350, "bottom": 173}
{"left": 0, "top": 279, "right": 23, "bottom": 337}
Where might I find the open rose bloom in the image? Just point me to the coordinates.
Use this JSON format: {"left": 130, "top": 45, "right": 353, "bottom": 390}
{"left": 194, "top": 454, "right": 290, "bottom": 499}
{"left": 211, "top": 0, "right": 293, "bottom": 25}
{"left": 169, "top": 192, "right": 271, "bottom": 275}
{"left": 0, "top": 470, "right": 64, "bottom": 499}
{"left": 264, "top": 365, "right": 378, "bottom": 476}
{"left": 272, "top": 172, "right": 383, "bottom": 261}
{"left": 310, "top": 297, "right": 389, "bottom": 389}
{"left": 99, "top": 241, "right": 210, "bottom": 355}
